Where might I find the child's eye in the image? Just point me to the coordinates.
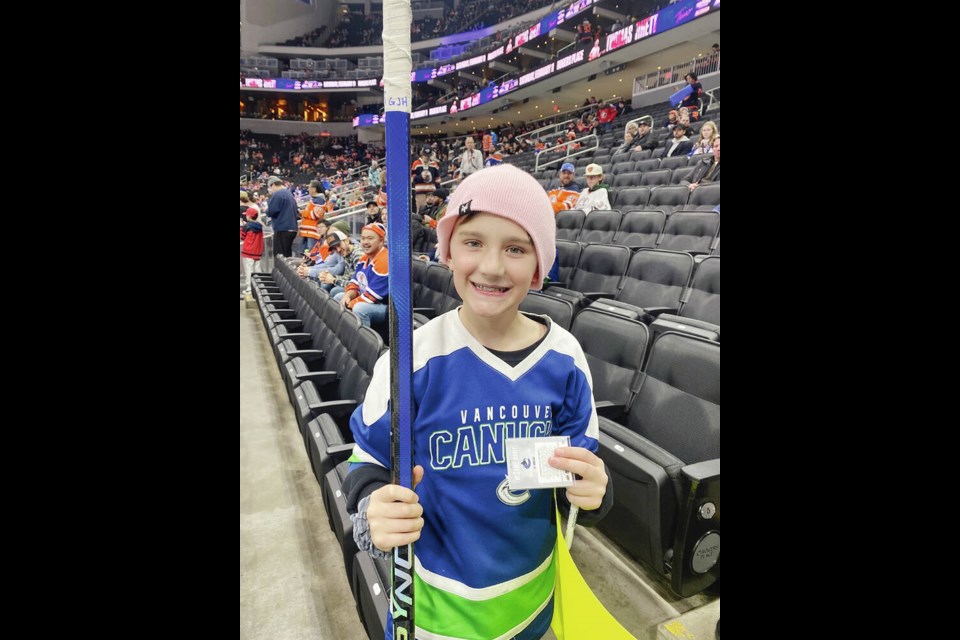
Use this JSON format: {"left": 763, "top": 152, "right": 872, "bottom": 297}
{"left": 506, "top": 246, "right": 525, "bottom": 255}
{"left": 464, "top": 240, "right": 481, "bottom": 248}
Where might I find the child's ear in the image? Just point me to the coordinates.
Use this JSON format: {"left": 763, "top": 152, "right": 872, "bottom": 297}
{"left": 530, "top": 268, "right": 539, "bottom": 288}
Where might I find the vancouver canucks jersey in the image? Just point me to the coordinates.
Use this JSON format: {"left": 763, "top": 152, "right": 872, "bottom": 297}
{"left": 348, "top": 309, "right": 599, "bottom": 640}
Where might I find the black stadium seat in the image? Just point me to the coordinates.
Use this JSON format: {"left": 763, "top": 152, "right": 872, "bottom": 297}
{"left": 578, "top": 209, "right": 622, "bottom": 244}
{"left": 597, "top": 331, "right": 720, "bottom": 597}
{"left": 519, "top": 291, "right": 577, "bottom": 330}
{"left": 555, "top": 239, "right": 582, "bottom": 286}
{"left": 555, "top": 209, "right": 586, "bottom": 241}
{"left": 612, "top": 211, "right": 665, "bottom": 249}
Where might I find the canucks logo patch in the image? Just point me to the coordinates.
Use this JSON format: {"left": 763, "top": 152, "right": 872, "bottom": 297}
{"left": 496, "top": 476, "right": 530, "bottom": 506}
{"left": 459, "top": 200, "right": 472, "bottom": 216}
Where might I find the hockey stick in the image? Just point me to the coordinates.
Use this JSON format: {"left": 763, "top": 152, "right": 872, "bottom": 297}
{"left": 383, "top": 1, "right": 415, "bottom": 638}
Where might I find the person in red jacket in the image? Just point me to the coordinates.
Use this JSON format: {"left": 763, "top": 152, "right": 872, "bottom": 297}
{"left": 240, "top": 207, "right": 264, "bottom": 297}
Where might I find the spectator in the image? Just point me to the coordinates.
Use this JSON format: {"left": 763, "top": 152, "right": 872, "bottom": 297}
{"left": 296, "top": 228, "right": 346, "bottom": 286}
{"left": 365, "top": 200, "right": 384, "bottom": 225}
{"left": 573, "top": 163, "right": 611, "bottom": 215}
{"left": 413, "top": 169, "right": 438, "bottom": 213}
{"left": 458, "top": 137, "right": 484, "bottom": 180}
{"left": 322, "top": 229, "right": 364, "bottom": 297}
{"left": 302, "top": 219, "right": 331, "bottom": 266}
{"left": 484, "top": 147, "right": 503, "bottom": 167}
{"left": 688, "top": 120, "right": 718, "bottom": 157}
{"left": 684, "top": 137, "right": 720, "bottom": 191}
{"left": 663, "top": 109, "right": 679, "bottom": 130}
{"left": 240, "top": 191, "right": 258, "bottom": 221}
{"left": 368, "top": 160, "right": 382, "bottom": 189}
{"left": 337, "top": 223, "right": 389, "bottom": 329}
{"left": 663, "top": 123, "right": 693, "bottom": 158}
{"left": 547, "top": 162, "right": 582, "bottom": 214}
{"left": 240, "top": 207, "right": 264, "bottom": 297}
{"left": 632, "top": 120, "right": 659, "bottom": 151}
{"left": 298, "top": 180, "right": 326, "bottom": 255}
{"left": 265, "top": 176, "right": 298, "bottom": 257}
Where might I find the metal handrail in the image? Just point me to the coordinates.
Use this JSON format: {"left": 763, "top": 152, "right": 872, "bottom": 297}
{"left": 702, "top": 86, "right": 720, "bottom": 114}
{"left": 534, "top": 133, "right": 599, "bottom": 172}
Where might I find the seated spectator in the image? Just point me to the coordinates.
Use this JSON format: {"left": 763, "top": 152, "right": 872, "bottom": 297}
{"left": 663, "top": 123, "right": 693, "bottom": 157}
{"left": 688, "top": 120, "right": 718, "bottom": 157}
{"left": 413, "top": 169, "right": 438, "bottom": 213}
{"left": 336, "top": 223, "right": 389, "bottom": 329}
{"left": 301, "top": 219, "right": 331, "bottom": 265}
{"left": 296, "top": 229, "right": 345, "bottom": 284}
{"left": 365, "top": 200, "right": 384, "bottom": 225}
{"left": 547, "top": 162, "right": 582, "bottom": 214}
{"left": 632, "top": 120, "right": 659, "bottom": 151}
{"left": 419, "top": 187, "right": 448, "bottom": 229}
{"left": 321, "top": 229, "right": 364, "bottom": 296}
{"left": 662, "top": 110, "right": 679, "bottom": 130}
{"left": 684, "top": 137, "right": 720, "bottom": 191}
{"left": 616, "top": 132, "right": 636, "bottom": 155}
{"left": 573, "top": 163, "right": 611, "bottom": 215}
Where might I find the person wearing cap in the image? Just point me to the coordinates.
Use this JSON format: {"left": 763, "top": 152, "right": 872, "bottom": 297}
{"left": 633, "top": 119, "right": 659, "bottom": 151}
{"left": 265, "top": 176, "right": 298, "bottom": 257}
{"left": 419, "top": 187, "right": 447, "bottom": 229}
{"left": 546, "top": 162, "right": 582, "bottom": 214}
{"left": 413, "top": 168, "right": 438, "bottom": 214}
{"left": 342, "top": 164, "right": 612, "bottom": 640}
{"left": 365, "top": 201, "right": 383, "bottom": 226}
{"left": 573, "top": 163, "right": 611, "bottom": 215}
{"left": 240, "top": 206, "right": 263, "bottom": 297}
{"left": 337, "top": 222, "right": 389, "bottom": 329}
{"left": 316, "top": 229, "right": 362, "bottom": 294}
{"left": 301, "top": 219, "right": 331, "bottom": 266}
{"left": 296, "top": 222, "right": 346, "bottom": 283}
{"left": 298, "top": 180, "right": 326, "bottom": 255}
{"left": 663, "top": 122, "right": 693, "bottom": 158}
{"left": 458, "top": 136, "right": 484, "bottom": 181}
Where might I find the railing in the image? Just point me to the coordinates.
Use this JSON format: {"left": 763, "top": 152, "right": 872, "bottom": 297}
{"left": 325, "top": 202, "right": 376, "bottom": 237}
{"left": 702, "top": 86, "right": 720, "bottom": 114}
{"left": 534, "top": 133, "right": 599, "bottom": 172}
{"left": 632, "top": 52, "right": 720, "bottom": 96}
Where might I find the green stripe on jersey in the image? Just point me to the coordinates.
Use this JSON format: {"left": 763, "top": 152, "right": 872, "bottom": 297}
{"left": 414, "top": 554, "right": 555, "bottom": 639}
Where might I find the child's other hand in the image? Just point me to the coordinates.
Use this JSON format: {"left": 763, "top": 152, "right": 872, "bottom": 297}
{"left": 366, "top": 465, "right": 425, "bottom": 552}
{"left": 549, "top": 447, "right": 607, "bottom": 511}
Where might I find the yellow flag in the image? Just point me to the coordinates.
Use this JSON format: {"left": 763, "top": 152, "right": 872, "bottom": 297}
{"left": 551, "top": 506, "right": 637, "bottom": 640}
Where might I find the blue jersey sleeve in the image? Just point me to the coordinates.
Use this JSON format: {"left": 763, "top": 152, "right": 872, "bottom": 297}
{"left": 552, "top": 342, "right": 599, "bottom": 452}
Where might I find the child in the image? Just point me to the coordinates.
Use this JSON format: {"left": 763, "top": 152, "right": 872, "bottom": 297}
{"left": 343, "top": 164, "right": 611, "bottom": 640}
{"left": 239, "top": 207, "right": 263, "bottom": 296}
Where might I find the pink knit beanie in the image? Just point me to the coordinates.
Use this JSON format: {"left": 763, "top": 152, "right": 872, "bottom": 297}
{"left": 436, "top": 164, "right": 556, "bottom": 290}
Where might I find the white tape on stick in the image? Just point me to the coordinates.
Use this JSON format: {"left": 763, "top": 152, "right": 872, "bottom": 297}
{"left": 383, "top": 0, "right": 412, "bottom": 113}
